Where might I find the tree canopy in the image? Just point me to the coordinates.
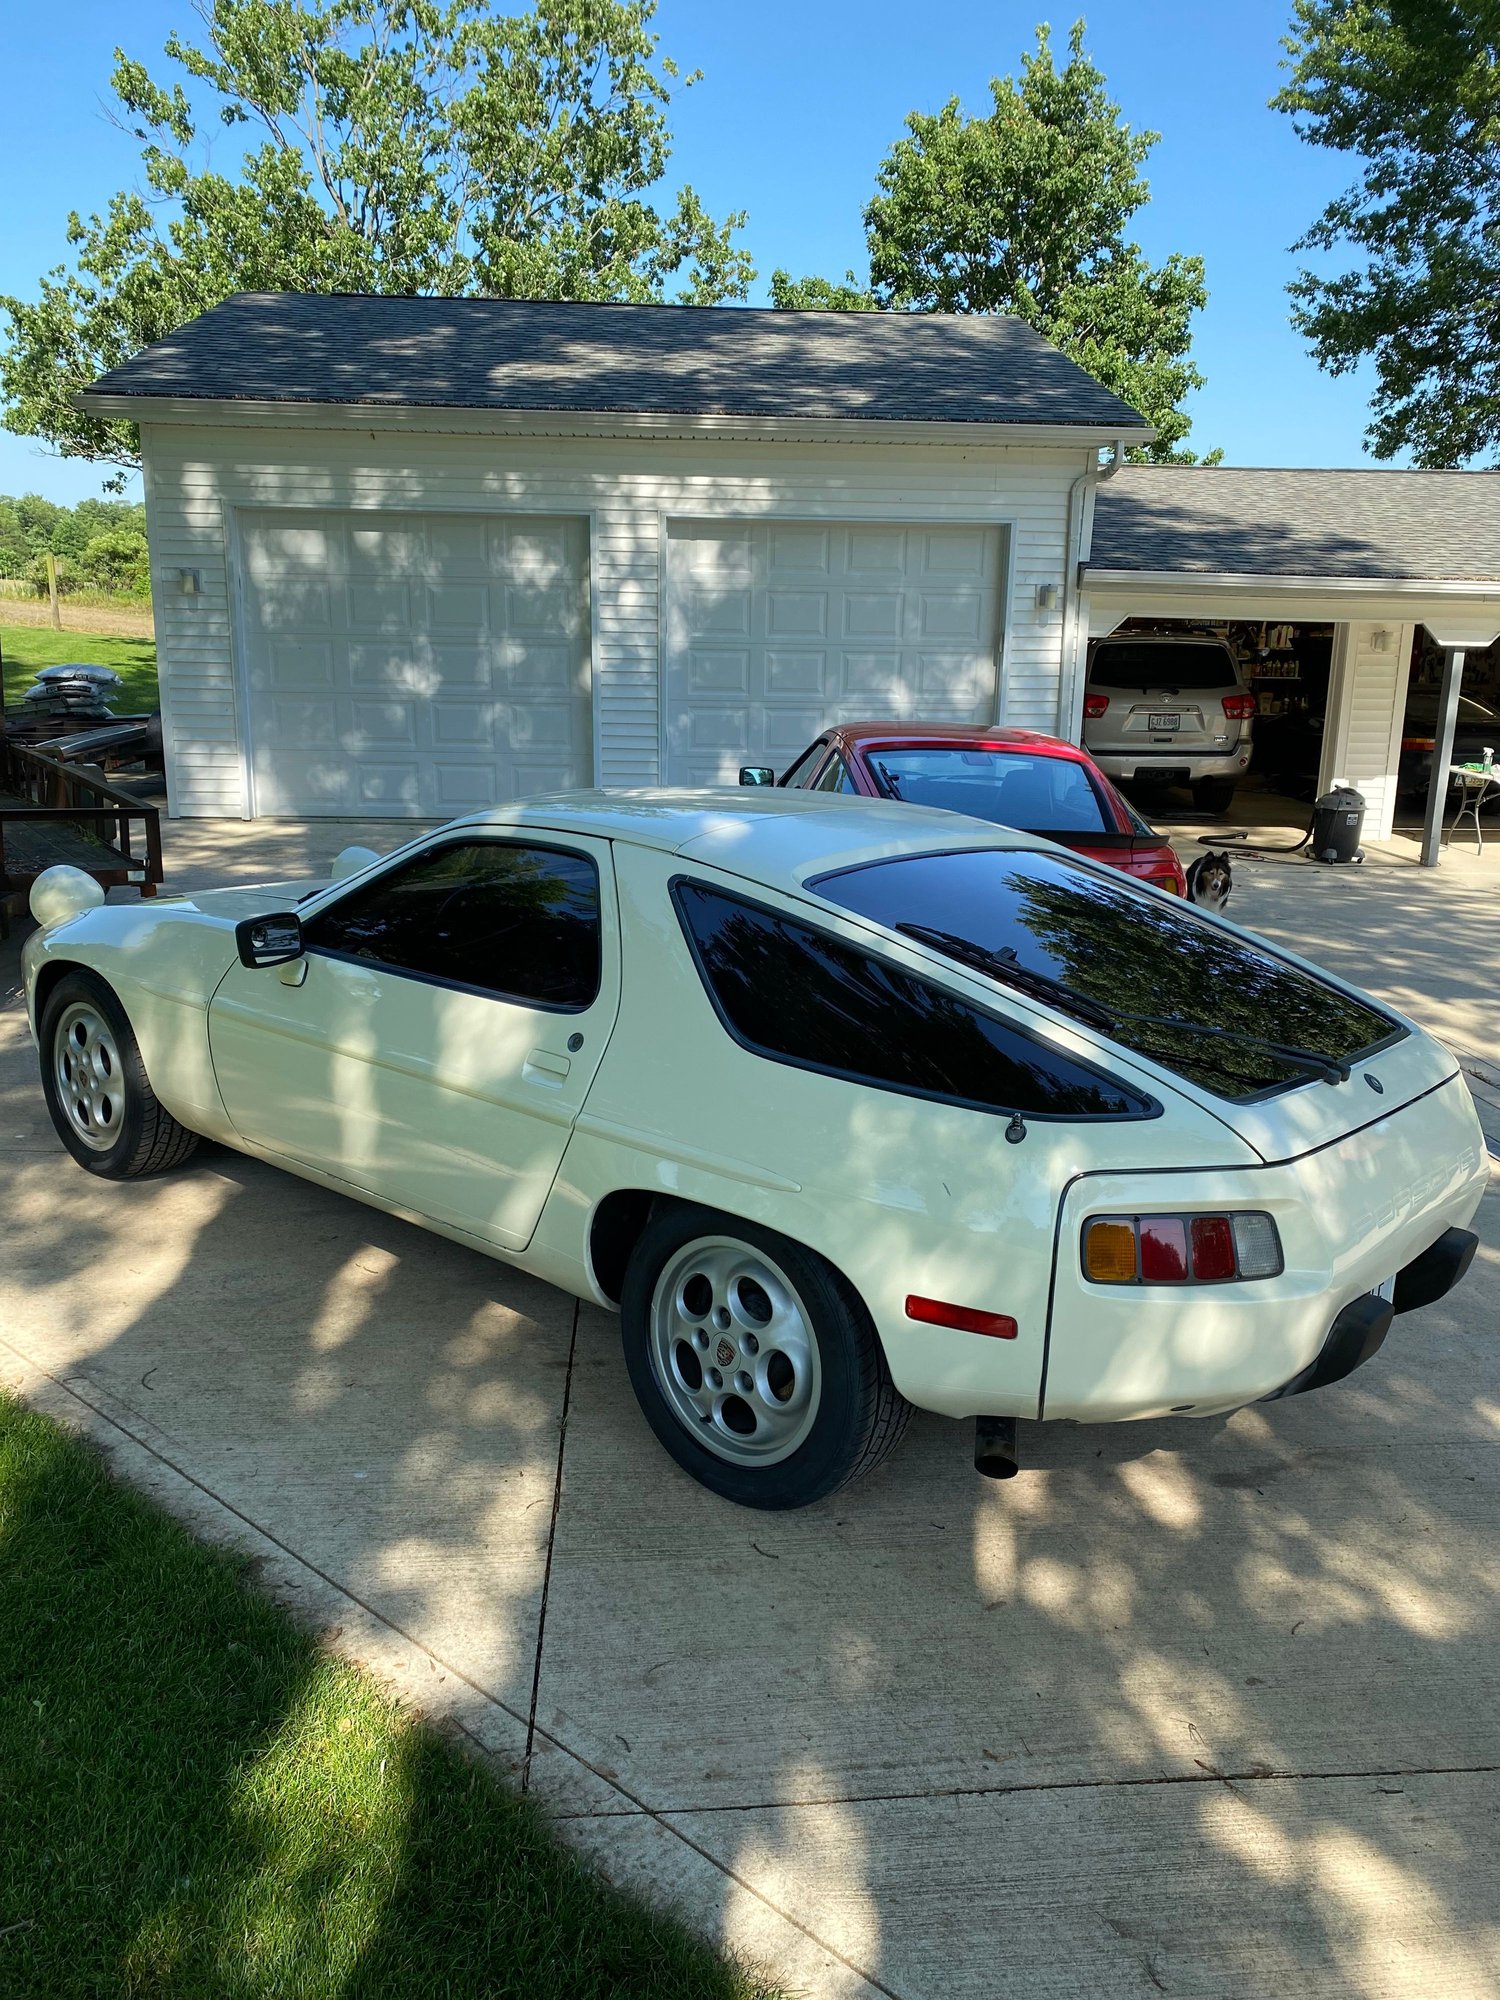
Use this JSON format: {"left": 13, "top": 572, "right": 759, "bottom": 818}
{"left": 1275, "top": 0, "right": 1500, "bottom": 464}
{"left": 770, "top": 22, "right": 1214, "bottom": 462}
{"left": 1, "top": 0, "right": 751, "bottom": 485}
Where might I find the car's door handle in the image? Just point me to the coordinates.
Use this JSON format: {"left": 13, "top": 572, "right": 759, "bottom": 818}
{"left": 522, "top": 1048, "right": 571, "bottom": 1087}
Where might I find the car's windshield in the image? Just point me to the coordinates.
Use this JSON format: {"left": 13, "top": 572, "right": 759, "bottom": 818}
{"left": 864, "top": 746, "right": 1111, "bottom": 834}
{"left": 1090, "top": 643, "right": 1237, "bottom": 692}
{"left": 813, "top": 848, "right": 1401, "bottom": 1100}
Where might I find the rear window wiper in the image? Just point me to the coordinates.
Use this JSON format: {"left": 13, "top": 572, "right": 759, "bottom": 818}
{"left": 894, "top": 923, "right": 1351, "bottom": 1086}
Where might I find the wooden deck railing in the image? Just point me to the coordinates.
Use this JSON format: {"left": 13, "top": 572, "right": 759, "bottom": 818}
{"left": 0, "top": 737, "right": 164, "bottom": 909}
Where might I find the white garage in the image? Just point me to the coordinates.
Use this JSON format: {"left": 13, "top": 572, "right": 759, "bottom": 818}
{"left": 82, "top": 293, "right": 1164, "bottom": 818}
{"left": 663, "top": 521, "right": 1004, "bottom": 786}
{"left": 239, "top": 509, "right": 592, "bottom": 817}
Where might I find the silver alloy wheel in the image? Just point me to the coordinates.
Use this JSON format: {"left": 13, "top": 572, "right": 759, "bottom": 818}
{"left": 53, "top": 1001, "right": 126, "bottom": 1152}
{"left": 648, "top": 1236, "right": 823, "bottom": 1467}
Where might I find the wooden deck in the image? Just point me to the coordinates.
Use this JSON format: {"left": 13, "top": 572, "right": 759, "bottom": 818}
{"left": 0, "top": 789, "right": 142, "bottom": 878}
{"left": 0, "top": 739, "right": 163, "bottom": 931}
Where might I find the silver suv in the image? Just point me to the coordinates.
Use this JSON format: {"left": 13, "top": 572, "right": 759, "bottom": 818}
{"left": 1083, "top": 633, "right": 1255, "bottom": 813}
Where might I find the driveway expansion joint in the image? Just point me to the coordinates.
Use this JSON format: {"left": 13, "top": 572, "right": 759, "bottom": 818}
{"left": 522, "top": 1298, "right": 579, "bottom": 1792}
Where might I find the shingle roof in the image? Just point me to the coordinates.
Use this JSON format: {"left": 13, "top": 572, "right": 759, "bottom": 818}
{"left": 1089, "top": 464, "right": 1500, "bottom": 582}
{"left": 80, "top": 291, "right": 1149, "bottom": 431}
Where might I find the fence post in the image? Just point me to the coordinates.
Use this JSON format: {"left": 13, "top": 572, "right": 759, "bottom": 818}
{"left": 44, "top": 552, "right": 62, "bottom": 630}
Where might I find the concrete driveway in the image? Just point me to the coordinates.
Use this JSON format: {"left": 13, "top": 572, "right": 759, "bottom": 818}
{"left": 2, "top": 823, "right": 1498, "bottom": 1999}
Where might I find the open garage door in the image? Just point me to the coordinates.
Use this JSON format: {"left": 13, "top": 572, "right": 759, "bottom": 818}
{"left": 239, "top": 510, "right": 591, "bottom": 816}
{"left": 665, "top": 521, "right": 1004, "bottom": 786}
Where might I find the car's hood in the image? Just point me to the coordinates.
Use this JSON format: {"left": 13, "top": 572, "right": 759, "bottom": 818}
{"left": 149, "top": 878, "right": 331, "bottom": 922}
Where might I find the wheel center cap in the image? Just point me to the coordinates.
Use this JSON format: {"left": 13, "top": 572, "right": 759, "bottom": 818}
{"left": 715, "top": 1337, "right": 736, "bottom": 1368}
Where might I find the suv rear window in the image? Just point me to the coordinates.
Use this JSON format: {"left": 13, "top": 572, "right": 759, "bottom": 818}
{"left": 673, "top": 882, "right": 1154, "bottom": 1120}
{"left": 813, "top": 849, "right": 1400, "bottom": 1101}
{"left": 1090, "top": 642, "right": 1237, "bottom": 691}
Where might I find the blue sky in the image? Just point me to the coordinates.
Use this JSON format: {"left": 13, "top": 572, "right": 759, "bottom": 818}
{"left": 0, "top": 0, "right": 1387, "bottom": 504}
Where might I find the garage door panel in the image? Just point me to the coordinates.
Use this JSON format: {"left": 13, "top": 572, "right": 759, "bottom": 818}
{"left": 240, "top": 509, "right": 591, "bottom": 817}
{"left": 769, "top": 527, "right": 831, "bottom": 573}
{"left": 846, "top": 526, "right": 908, "bottom": 574}
{"left": 765, "top": 651, "right": 823, "bottom": 695}
{"left": 686, "top": 649, "right": 751, "bottom": 694}
{"left": 922, "top": 528, "right": 990, "bottom": 575}
{"left": 666, "top": 520, "right": 1003, "bottom": 786}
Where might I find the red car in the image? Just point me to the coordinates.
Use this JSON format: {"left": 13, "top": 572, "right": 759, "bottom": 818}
{"left": 745, "top": 722, "right": 1188, "bottom": 894}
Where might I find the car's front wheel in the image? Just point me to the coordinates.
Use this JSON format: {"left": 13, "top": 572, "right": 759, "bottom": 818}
{"left": 619, "top": 1205, "right": 911, "bottom": 1509}
{"left": 39, "top": 970, "right": 199, "bottom": 1179}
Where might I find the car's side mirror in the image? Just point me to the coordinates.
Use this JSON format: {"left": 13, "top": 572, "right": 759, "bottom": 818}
{"left": 236, "top": 912, "right": 304, "bottom": 968}
{"left": 739, "top": 765, "right": 776, "bottom": 787}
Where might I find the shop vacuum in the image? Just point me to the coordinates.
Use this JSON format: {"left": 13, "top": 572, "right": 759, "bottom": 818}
{"left": 1206, "top": 783, "right": 1368, "bottom": 865}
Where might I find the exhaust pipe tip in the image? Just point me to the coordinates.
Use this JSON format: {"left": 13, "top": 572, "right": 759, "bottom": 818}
{"left": 974, "top": 1414, "right": 1020, "bottom": 1480}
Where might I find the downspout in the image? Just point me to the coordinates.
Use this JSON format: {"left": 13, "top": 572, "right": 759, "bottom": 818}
{"left": 1056, "top": 438, "right": 1124, "bottom": 740}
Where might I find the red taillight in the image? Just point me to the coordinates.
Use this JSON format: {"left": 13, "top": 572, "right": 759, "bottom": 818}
{"left": 1083, "top": 693, "right": 1109, "bottom": 720}
{"left": 1401, "top": 736, "right": 1435, "bottom": 753}
{"left": 1139, "top": 1218, "right": 1188, "bottom": 1282}
{"left": 1189, "top": 1215, "right": 1236, "bottom": 1282}
{"left": 906, "top": 1295, "right": 1018, "bottom": 1339}
{"left": 1221, "top": 693, "right": 1257, "bottom": 721}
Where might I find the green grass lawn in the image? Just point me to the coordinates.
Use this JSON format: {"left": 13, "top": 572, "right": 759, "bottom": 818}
{"left": 0, "top": 1393, "right": 765, "bottom": 2000}
{"left": 1, "top": 625, "right": 160, "bottom": 714}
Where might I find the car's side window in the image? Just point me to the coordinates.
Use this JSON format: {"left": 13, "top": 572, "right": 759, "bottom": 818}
{"left": 673, "top": 881, "right": 1152, "bottom": 1120}
{"left": 777, "top": 740, "right": 828, "bottom": 789}
{"left": 304, "top": 840, "right": 601, "bottom": 1011}
{"left": 812, "top": 754, "right": 858, "bottom": 794}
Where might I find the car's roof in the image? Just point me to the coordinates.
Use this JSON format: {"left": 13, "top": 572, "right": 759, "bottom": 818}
{"left": 459, "top": 786, "right": 1033, "bottom": 890}
{"left": 827, "top": 720, "right": 1087, "bottom": 759}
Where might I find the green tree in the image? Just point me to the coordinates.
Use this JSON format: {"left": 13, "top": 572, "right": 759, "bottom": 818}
{"left": 79, "top": 526, "right": 152, "bottom": 595}
{"left": 2, "top": 0, "right": 752, "bottom": 486}
{"left": 770, "top": 22, "right": 1214, "bottom": 462}
{"left": 1274, "top": 0, "right": 1500, "bottom": 464}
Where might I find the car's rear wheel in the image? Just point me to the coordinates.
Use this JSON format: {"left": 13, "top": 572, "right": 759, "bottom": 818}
{"left": 1192, "top": 778, "right": 1237, "bottom": 814}
{"left": 39, "top": 970, "right": 199, "bottom": 1179}
{"left": 619, "top": 1205, "right": 911, "bottom": 1509}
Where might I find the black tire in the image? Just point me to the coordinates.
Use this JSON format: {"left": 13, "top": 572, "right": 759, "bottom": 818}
{"left": 1191, "top": 778, "right": 1237, "bottom": 814}
{"left": 619, "top": 1203, "right": 912, "bottom": 1510}
{"left": 39, "top": 969, "right": 200, "bottom": 1179}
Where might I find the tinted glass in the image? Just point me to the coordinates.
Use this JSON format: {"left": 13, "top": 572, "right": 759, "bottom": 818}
{"left": 815, "top": 849, "right": 1399, "bottom": 1099}
{"left": 865, "top": 746, "right": 1110, "bottom": 833}
{"left": 306, "top": 840, "right": 600, "bottom": 1009}
{"left": 1090, "top": 643, "right": 1238, "bottom": 691}
{"left": 778, "top": 742, "right": 827, "bottom": 788}
{"left": 813, "top": 754, "right": 859, "bottom": 794}
{"left": 674, "top": 882, "right": 1152, "bottom": 1120}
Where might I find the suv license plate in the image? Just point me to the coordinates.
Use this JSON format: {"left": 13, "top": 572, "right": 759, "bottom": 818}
{"left": 1148, "top": 712, "right": 1181, "bottom": 730}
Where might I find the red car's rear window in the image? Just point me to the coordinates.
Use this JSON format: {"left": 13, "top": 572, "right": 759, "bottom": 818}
{"left": 862, "top": 745, "right": 1112, "bottom": 834}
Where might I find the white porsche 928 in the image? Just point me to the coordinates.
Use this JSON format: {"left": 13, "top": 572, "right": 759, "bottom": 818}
{"left": 23, "top": 790, "right": 1486, "bottom": 1510}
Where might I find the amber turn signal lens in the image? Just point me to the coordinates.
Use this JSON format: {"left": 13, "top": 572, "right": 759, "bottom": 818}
{"left": 1083, "top": 1219, "right": 1138, "bottom": 1283}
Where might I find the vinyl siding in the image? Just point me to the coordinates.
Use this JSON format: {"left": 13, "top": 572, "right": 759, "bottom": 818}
{"left": 1324, "top": 620, "right": 1414, "bottom": 842}
{"left": 139, "top": 422, "right": 1086, "bottom": 817}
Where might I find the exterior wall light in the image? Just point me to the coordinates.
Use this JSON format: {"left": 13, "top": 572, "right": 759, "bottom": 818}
{"left": 1035, "top": 583, "right": 1060, "bottom": 612}
{"left": 1368, "top": 627, "right": 1392, "bottom": 652}
{"left": 177, "top": 568, "right": 201, "bottom": 596}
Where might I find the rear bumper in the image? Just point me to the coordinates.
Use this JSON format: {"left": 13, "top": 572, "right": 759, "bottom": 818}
{"left": 1265, "top": 1226, "right": 1478, "bottom": 1399}
{"left": 1092, "top": 745, "right": 1252, "bottom": 785}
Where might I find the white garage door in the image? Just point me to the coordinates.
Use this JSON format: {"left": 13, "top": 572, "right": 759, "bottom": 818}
{"left": 665, "top": 521, "right": 1003, "bottom": 786}
{"left": 239, "top": 510, "right": 591, "bottom": 816}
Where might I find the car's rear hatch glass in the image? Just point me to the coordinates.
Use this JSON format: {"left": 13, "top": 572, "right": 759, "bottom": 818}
{"left": 1090, "top": 643, "right": 1237, "bottom": 691}
{"left": 811, "top": 847, "right": 1404, "bottom": 1105}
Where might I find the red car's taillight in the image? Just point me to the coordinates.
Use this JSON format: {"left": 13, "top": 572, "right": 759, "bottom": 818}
{"left": 1221, "top": 693, "right": 1257, "bottom": 721}
{"left": 1402, "top": 736, "right": 1436, "bottom": 753}
{"left": 1083, "top": 693, "right": 1109, "bottom": 720}
{"left": 1083, "top": 1213, "right": 1284, "bottom": 1284}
